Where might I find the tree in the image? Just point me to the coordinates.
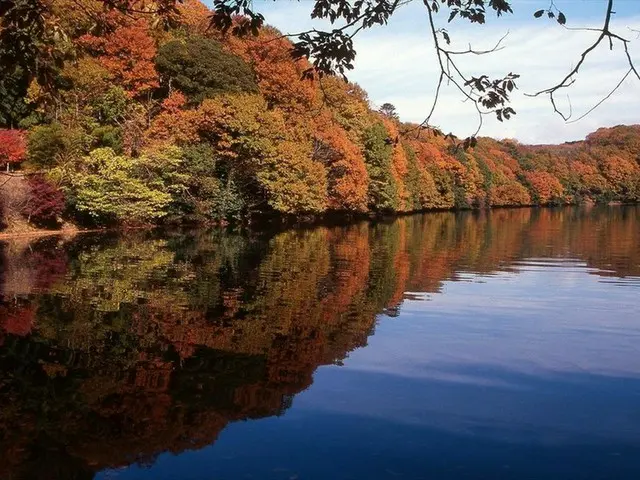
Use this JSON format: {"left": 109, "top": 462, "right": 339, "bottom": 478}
{"left": 258, "top": 140, "right": 328, "bottom": 214}
{"left": 79, "top": 19, "right": 159, "bottom": 97}
{"left": 224, "top": 26, "right": 318, "bottom": 113}
{"left": 490, "top": 183, "right": 531, "bottom": 207}
{"left": 362, "top": 122, "right": 400, "bottom": 212}
{"left": 313, "top": 122, "right": 369, "bottom": 212}
{"left": 155, "top": 36, "right": 258, "bottom": 104}
{"left": 0, "top": 66, "right": 32, "bottom": 128}
{"left": 67, "top": 148, "right": 173, "bottom": 223}
{"left": 0, "top": 129, "right": 26, "bottom": 171}
{"left": 0, "top": 0, "right": 67, "bottom": 127}
{"left": 378, "top": 103, "right": 398, "bottom": 120}
{"left": 0, "top": 0, "right": 638, "bottom": 227}
{"left": 180, "top": 143, "right": 245, "bottom": 222}
{"left": 27, "top": 123, "right": 87, "bottom": 169}
{"left": 197, "top": 93, "right": 328, "bottom": 214}
{"left": 524, "top": 171, "right": 565, "bottom": 205}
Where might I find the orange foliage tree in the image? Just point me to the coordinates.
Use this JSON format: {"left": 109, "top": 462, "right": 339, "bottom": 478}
{"left": 524, "top": 171, "right": 565, "bottom": 205}
{"left": 225, "top": 26, "right": 317, "bottom": 114}
{"left": 313, "top": 121, "right": 369, "bottom": 211}
{"left": 80, "top": 19, "right": 159, "bottom": 97}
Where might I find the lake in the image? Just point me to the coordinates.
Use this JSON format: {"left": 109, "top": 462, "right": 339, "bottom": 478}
{"left": 0, "top": 206, "right": 639, "bottom": 480}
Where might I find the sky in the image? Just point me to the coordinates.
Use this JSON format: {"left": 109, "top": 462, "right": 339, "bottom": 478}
{"left": 237, "top": 0, "right": 640, "bottom": 144}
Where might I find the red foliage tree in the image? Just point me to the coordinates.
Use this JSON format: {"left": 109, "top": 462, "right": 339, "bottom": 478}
{"left": 0, "top": 129, "right": 26, "bottom": 171}
{"left": 23, "top": 175, "right": 65, "bottom": 227}
{"left": 226, "top": 26, "right": 317, "bottom": 113}
{"left": 0, "top": 305, "right": 36, "bottom": 337}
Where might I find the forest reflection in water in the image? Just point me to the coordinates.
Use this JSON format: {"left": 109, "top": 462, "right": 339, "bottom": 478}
{"left": 0, "top": 206, "right": 639, "bottom": 480}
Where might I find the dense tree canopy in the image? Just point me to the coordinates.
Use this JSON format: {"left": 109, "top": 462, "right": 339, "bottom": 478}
{"left": 156, "top": 35, "right": 258, "bottom": 103}
{"left": 4, "top": 0, "right": 636, "bottom": 139}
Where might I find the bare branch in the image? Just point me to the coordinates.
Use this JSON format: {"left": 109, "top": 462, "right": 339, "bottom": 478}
{"left": 567, "top": 68, "right": 633, "bottom": 124}
{"left": 445, "top": 31, "right": 510, "bottom": 56}
{"left": 411, "top": 2, "right": 516, "bottom": 144}
{"left": 529, "top": 0, "right": 639, "bottom": 122}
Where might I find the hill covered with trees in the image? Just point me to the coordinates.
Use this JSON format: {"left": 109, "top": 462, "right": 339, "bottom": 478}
{"left": 0, "top": 0, "right": 639, "bottom": 231}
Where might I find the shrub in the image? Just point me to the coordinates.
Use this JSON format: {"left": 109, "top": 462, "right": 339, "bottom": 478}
{"left": 68, "top": 148, "right": 173, "bottom": 224}
{"left": 23, "top": 175, "right": 65, "bottom": 227}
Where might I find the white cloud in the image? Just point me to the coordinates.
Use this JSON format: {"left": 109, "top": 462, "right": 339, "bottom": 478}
{"left": 256, "top": 1, "right": 640, "bottom": 143}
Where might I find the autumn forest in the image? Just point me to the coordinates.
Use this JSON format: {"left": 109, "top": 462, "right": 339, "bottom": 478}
{"left": 0, "top": 0, "right": 639, "bottom": 231}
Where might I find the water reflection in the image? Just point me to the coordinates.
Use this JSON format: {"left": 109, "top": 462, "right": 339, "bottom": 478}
{"left": 0, "top": 206, "right": 639, "bottom": 479}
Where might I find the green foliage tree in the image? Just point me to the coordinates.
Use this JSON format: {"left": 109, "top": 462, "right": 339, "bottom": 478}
{"left": 0, "top": 66, "right": 31, "bottom": 128}
{"left": 362, "top": 122, "right": 399, "bottom": 212}
{"left": 27, "top": 123, "right": 88, "bottom": 169}
{"left": 91, "top": 125, "right": 123, "bottom": 152}
{"left": 156, "top": 36, "right": 258, "bottom": 104}
{"left": 182, "top": 143, "right": 245, "bottom": 222}
{"left": 67, "top": 148, "right": 173, "bottom": 223}
{"left": 378, "top": 103, "right": 399, "bottom": 120}
{"left": 94, "top": 87, "right": 129, "bottom": 124}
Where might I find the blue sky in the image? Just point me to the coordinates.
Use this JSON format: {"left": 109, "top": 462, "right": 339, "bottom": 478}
{"left": 208, "top": 1, "right": 640, "bottom": 143}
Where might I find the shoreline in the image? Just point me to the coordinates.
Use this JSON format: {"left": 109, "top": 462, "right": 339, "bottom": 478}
{"left": 0, "top": 227, "right": 94, "bottom": 241}
{"left": 0, "top": 221, "right": 112, "bottom": 241}
{"left": 0, "top": 202, "right": 636, "bottom": 241}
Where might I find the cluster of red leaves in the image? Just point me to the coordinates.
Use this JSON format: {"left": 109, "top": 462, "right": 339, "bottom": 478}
{"left": 0, "top": 129, "right": 27, "bottom": 166}
{"left": 0, "top": 304, "right": 36, "bottom": 337}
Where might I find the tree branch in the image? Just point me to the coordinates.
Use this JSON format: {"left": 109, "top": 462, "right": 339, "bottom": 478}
{"left": 528, "top": 0, "right": 639, "bottom": 121}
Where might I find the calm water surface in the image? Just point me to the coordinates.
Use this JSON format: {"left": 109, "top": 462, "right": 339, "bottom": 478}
{"left": 1, "top": 206, "right": 639, "bottom": 479}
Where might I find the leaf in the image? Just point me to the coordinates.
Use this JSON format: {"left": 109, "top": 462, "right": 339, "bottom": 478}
{"left": 557, "top": 12, "right": 566, "bottom": 25}
{"left": 534, "top": 9, "right": 544, "bottom": 18}
{"left": 547, "top": 11, "right": 555, "bottom": 19}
